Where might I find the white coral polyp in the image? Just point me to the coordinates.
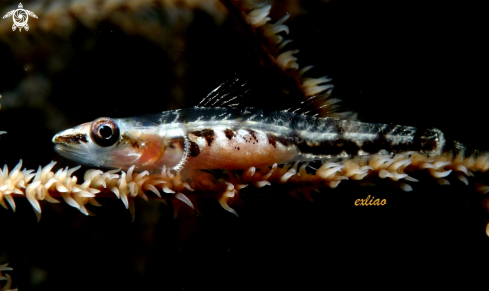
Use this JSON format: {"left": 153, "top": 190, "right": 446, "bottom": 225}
{"left": 2, "top": 151, "right": 487, "bottom": 220}
{"left": 0, "top": 160, "right": 193, "bottom": 219}
{"left": 246, "top": 4, "right": 271, "bottom": 27}
{"left": 0, "top": 161, "right": 26, "bottom": 211}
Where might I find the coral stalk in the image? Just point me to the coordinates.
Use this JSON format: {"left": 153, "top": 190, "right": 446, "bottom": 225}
{"left": 2, "top": 152, "right": 489, "bottom": 230}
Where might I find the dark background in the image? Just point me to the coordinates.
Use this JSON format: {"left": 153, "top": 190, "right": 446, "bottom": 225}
{"left": 0, "top": 0, "right": 488, "bottom": 289}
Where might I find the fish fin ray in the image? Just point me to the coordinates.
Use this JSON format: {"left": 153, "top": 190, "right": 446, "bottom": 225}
{"left": 196, "top": 74, "right": 252, "bottom": 109}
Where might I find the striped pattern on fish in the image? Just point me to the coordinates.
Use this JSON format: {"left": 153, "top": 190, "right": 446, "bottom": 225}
{"left": 52, "top": 107, "right": 445, "bottom": 177}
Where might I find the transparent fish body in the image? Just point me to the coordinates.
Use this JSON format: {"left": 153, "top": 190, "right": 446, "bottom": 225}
{"left": 53, "top": 107, "right": 445, "bottom": 175}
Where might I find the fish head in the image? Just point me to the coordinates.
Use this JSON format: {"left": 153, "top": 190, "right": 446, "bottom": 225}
{"left": 52, "top": 117, "right": 170, "bottom": 171}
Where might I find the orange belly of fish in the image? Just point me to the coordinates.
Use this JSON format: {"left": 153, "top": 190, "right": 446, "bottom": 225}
{"left": 188, "top": 129, "right": 298, "bottom": 170}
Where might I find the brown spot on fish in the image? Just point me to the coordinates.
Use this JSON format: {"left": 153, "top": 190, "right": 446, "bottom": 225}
{"left": 169, "top": 137, "right": 185, "bottom": 150}
{"left": 361, "top": 129, "right": 428, "bottom": 154}
{"left": 224, "top": 128, "right": 235, "bottom": 140}
{"left": 296, "top": 138, "right": 361, "bottom": 156}
{"left": 361, "top": 135, "right": 390, "bottom": 154}
{"left": 276, "top": 135, "right": 291, "bottom": 147}
{"left": 267, "top": 133, "right": 277, "bottom": 148}
{"left": 121, "top": 132, "right": 141, "bottom": 149}
{"left": 247, "top": 129, "right": 258, "bottom": 143}
{"left": 412, "top": 127, "right": 441, "bottom": 154}
{"left": 54, "top": 133, "right": 88, "bottom": 145}
{"left": 188, "top": 140, "right": 200, "bottom": 157}
{"left": 190, "top": 129, "right": 215, "bottom": 146}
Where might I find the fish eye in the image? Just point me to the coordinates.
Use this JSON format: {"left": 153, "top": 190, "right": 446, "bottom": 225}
{"left": 90, "top": 117, "right": 120, "bottom": 147}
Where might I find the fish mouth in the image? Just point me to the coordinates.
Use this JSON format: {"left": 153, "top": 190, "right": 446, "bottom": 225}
{"left": 53, "top": 143, "right": 69, "bottom": 152}
{"left": 53, "top": 143, "right": 79, "bottom": 159}
{"left": 53, "top": 142, "right": 96, "bottom": 167}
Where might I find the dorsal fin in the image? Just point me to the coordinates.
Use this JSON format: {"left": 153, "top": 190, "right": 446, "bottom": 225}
{"left": 196, "top": 75, "right": 252, "bottom": 108}
{"left": 283, "top": 93, "right": 357, "bottom": 120}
